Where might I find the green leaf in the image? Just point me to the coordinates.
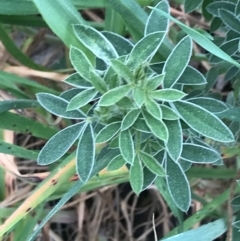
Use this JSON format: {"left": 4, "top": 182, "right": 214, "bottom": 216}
{"left": 127, "top": 31, "right": 166, "bottom": 69}
{"left": 184, "top": 0, "right": 203, "bottom": 13}
{"left": 166, "top": 155, "right": 191, "bottom": 212}
{"left": 121, "top": 109, "right": 140, "bottom": 131}
{"left": 119, "top": 130, "right": 134, "bottom": 164}
{"left": 73, "top": 24, "right": 118, "bottom": 62}
{"left": 70, "top": 46, "right": 94, "bottom": 81}
{"left": 150, "top": 89, "right": 186, "bottom": 102}
{"left": 142, "top": 167, "right": 157, "bottom": 190}
{"left": 67, "top": 88, "right": 98, "bottom": 110}
{"left": 173, "top": 100, "right": 234, "bottom": 142}
{"left": 145, "top": 0, "right": 169, "bottom": 35}
{"left": 207, "top": 2, "right": 235, "bottom": 17}
{"left": 96, "top": 122, "right": 121, "bottom": 143}
{"left": 139, "top": 151, "right": 165, "bottom": 176}
{"left": 89, "top": 71, "right": 108, "bottom": 94}
{"left": 146, "top": 73, "right": 165, "bottom": 91}
{"left": 0, "top": 99, "right": 39, "bottom": 113}
{"left": 144, "top": 97, "right": 162, "bottom": 120}
{"left": 216, "top": 107, "right": 240, "bottom": 122}
{"left": 102, "top": 31, "right": 133, "bottom": 56}
{"left": 163, "top": 219, "right": 227, "bottom": 241}
{"left": 219, "top": 9, "right": 240, "bottom": 34}
{"left": 60, "top": 88, "right": 83, "bottom": 101}
{"left": 99, "top": 85, "right": 132, "bottom": 106}
{"left": 163, "top": 36, "right": 192, "bottom": 88}
{"left": 133, "top": 118, "right": 151, "bottom": 133}
{"left": 111, "top": 59, "right": 135, "bottom": 84}
{"left": 37, "top": 93, "right": 86, "bottom": 119}
{"left": 161, "top": 105, "right": 179, "bottom": 120}
{"left": 117, "top": 97, "right": 136, "bottom": 109}
{"left": 177, "top": 66, "right": 207, "bottom": 85}
{"left": 181, "top": 143, "right": 221, "bottom": 163}
{"left": 64, "top": 73, "right": 92, "bottom": 89}
{"left": 133, "top": 87, "right": 145, "bottom": 108}
{"left": 142, "top": 110, "right": 168, "bottom": 142}
{"left": 130, "top": 155, "right": 143, "bottom": 194}
{"left": 107, "top": 154, "right": 125, "bottom": 171}
{"left": 0, "top": 140, "right": 38, "bottom": 160}
{"left": 188, "top": 97, "right": 227, "bottom": 113}
{"left": 76, "top": 124, "right": 95, "bottom": 183}
{"left": 149, "top": 7, "right": 240, "bottom": 68}
{"left": 38, "top": 122, "right": 85, "bottom": 165}
{"left": 236, "top": 0, "right": 240, "bottom": 15}
{"left": 165, "top": 120, "right": 182, "bottom": 161}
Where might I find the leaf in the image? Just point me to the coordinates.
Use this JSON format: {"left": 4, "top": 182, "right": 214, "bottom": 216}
{"left": 161, "top": 105, "right": 179, "bottom": 120}
{"left": 144, "top": 96, "right": 162, "bottom": 120}
{"left": 236, "top": 0, "right": 240, "bottom": 15}
{"left": 145, "top": 0, "right": 169, "bottom": 35}
{"left": 119, "top": 130, "right": 134, "bottom": 164}
{"left": 73, "top": 24, "right": 118, "bottom": 62}
{"left": 163, "top": 219, "right": 227, "bottom": 241}
{"left": 217, "top": 107, "right": 240, "bottom": 122}
{"left": 133, "top": 118, "right": 151, "bottom": 133}
{"left": 177, "top": 66, "right": 207, "bottom": 85}
{"left": 96, "top": 122, "right": 121, "bottom": 143}
{"left": 67, "top": 88, "right": 98, "bottom": 111}
{"left": 150, "top": 89, "right": 186, "bottom": 102}
{"left": 127, "top": 31, "right": 166, "bottom": 69}
{"left": 219, "top": 9, "right": 240, "bottom": 34}
{"left": 149, "top": 7, "right": 240, "bottom": 68}
{"left": 64, "top": 73, "right": 92, "bottom": 89}
{"left": 87, "top": 71, "right": 107, "bottom": 94}
{"left": 121, "top": 109, "right": 140, "bottom": 131}
{"left": 111, "top": 59, "right": 135, "bottom": 84}
{"left": 76, "top": 124, "right": 95, "bottom": 183}
{"left": 146, "top": 73, "right": 165, "bottom": 91}
{"left": 207, "top": 2, "right": 235, "bottom": 17}
{"left": 181, "top": 143, "right": 221, "bottom": 163}
{"left": 165, "top": 120, "right": 182, "bottom": 161}
{"left": 60, "top": 88, "right": 83, "bottom": 101}
{"left": 163, "top": 36, "right": 192, "bottom": 88}
{"left": 133, "top": 87, "right": 145, "bottom": 108}
{"left": 142, "top": 110, "right": 168, "bottom": 142}
{"left": 69, "top": 46, "right": 93, "bottom": 81}
{"left": 0, "top": 99, "right": 39, "bottom": 113}
{"left": 107, "top": 154, "right": 125, "bottom": 171}
{"left": 188, "top": 97, "right": 227, "bottom": 113}
{"left": 174, "top": 101, "right": 234, "bottom": 142}
{"left": 139, "top": 151, "right": 165, "bottom": 176}
{"left": 36, "top": 93, "right": 86, "bottom": 119}
{"left": 166, "top": 155, "right": 191, "bottom": 212}
{"left": 130, "top": 155, "right": 143, "bottom": 194}
{"left": 102, "top": 31, "right": 133, "bottom": 56}
{"left": 184, "top": 0, "right": 203, "bottom": 13}
{"left": 37, "top": 122, "right": 85, "bottom": 165}
{"left": 99, "top": 85, "right": 132, "bottom": 106}
{"left": 142, "top": 167, "right": 157, "bottom": 190}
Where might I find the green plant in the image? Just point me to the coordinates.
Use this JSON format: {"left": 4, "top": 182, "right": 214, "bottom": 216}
{"left": 1, "top": 0, "right": 240, "bottom": 240}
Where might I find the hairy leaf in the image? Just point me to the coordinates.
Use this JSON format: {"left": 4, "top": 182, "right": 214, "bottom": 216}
{"left": 119, "top": 130, "right": 134, "bottom": 164}
{"left": 96, "top": 122, "right": 121, "bottom": 143}
{"left": 130, "top": 155, "right": 143, "bottom": 194}
{"left": 121, "top": 109, "right": 140, "bottom": 131}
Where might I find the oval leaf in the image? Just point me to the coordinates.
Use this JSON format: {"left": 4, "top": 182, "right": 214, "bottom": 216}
{"left": 67, "top": 88, "right": 98, "bottom": 110}
{"left": 89, "top": 71, "right": 108, "bottom": 94}
{"left": 96, "top": 122, "right": 121, "bottom": 143}
{"left": 146, "top": 73, "right": 165, "bottom": 91}
{"left": 165, "top": 120, "right": 182, "bottom": 161}
{"left": 121, "top": 109, "right": 140, "bottom": 131}
{"left": 119, "top": 130, "right": 135, "bottom": 164}
{"left": 173, "top": 100, "right": 234, "bottom": 142}
{"left": 64, "top": 73, "right": 92, "bottom": 89}
{"left": 99, "top": 85, "right": 132, "bottom": 106}
{"left": 142, "top": 167, "right": 157, "bottom": 191}
{"left": 73, "top": 24, "right": 118, "bottom": 62}
{"left": 184, "top": 0, "right": 203, "bottom": 13}
{"left": 37, "top": 93, "right": 86, "bottom": 119}
{"left": 133, "top": 87, "right": 145, "bottom": 108}
{"left": 77, "top": 124, "right": 95, "bottom": 183}
{"left": 161, "top": 105, "right": 179, "bottom": 120}
{"left": 166, "top": 156, "right": 191, "bottom": 212}
{"left": 38, "top": 122, "right": 85, "bottom": 165}
{"left": 150, "top": 89, "right": 186, "bottom": 102}
{"left": 144, "top": 97, "right": 162, "bottom": 120}
{"left": 107, "top": 154, "right": 125, "bottom": 171}
{"left": 181, "top": 143, "right": 221, "bottom": 163}
{"left": 127, "top": 31, "right": 166, "bottom": 69}
{"left": 140, "top": 151, "right": 165, "bottom": 176}
{"left": 142, "top": 110, "right": 168, "bottom": 142}
{"left": 130, "top": 155, "right": 144, "bottom": 195}
{"left": 219, "top": 9, "right": 240, "bottom": 34}
{"left": 163, "top": 36, "right": 192, "bottom": 88}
